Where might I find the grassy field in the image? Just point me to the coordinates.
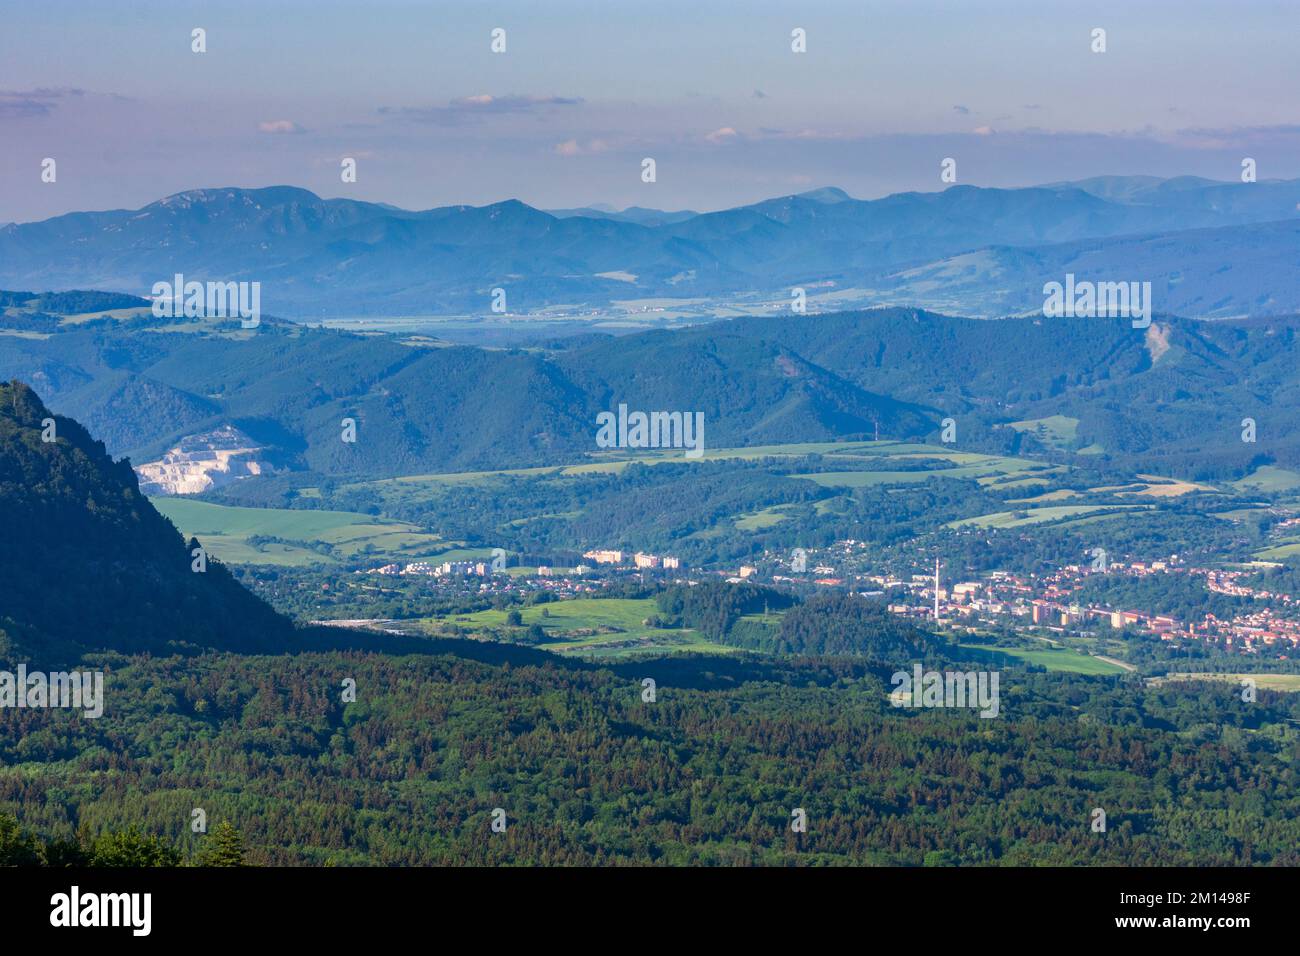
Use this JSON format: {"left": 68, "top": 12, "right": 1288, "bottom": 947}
{"left": 152, "top": 498, "right": 456, "bottom": 566}
{"left": 1008, "top": 489, "right": 1082, "bottom": 503}
{"left": 428, "top": 597, "right": 731, "bottom": 659}
{"left": 1213, "top": 507, "right": 1273, "bottom": 522}
{"left": 734, "top": 505, "right": 796, "bottom": 530}
{"left": 1156, "top": 672, "right": 1300, "bottom": 692}
{"left": 1086, "top": 475, "right": 1218, "bottom": 498}
{"left": 1006, "top": 415, "right": 1080, "bottom": 451}
{"left": 344, "top": 440, "right": 1057, "bottom": 496}
{"left": 1254, "top": 541, "right": 1300, "bottom": 560}
{"left": 959, "top": 643, "right": 1128, "bottom": 675}
{"left": 947, "top": 504, "right": 1147, "bottom": 530}
{"left": 60, "top": 306, "right": 155, "bottom": 325}
{"left": 322, "top": 441, "right": 891, "bottom": 501}
{"left": 1127, "top": 474, "right": 1218, "bottom": 497}
{"left": 792, "top": 449, "right": 1051, "bottom": 490}
{"left": 1232, "top": 466, "right": 1300, "bottom": 494}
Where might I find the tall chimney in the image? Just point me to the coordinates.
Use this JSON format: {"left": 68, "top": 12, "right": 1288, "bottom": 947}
{"left": 934, "top": 557, "right": 940, "bottom": 622}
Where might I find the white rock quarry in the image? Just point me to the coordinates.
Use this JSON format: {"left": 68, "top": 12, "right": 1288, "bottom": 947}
{"left": 135, "top": 425, "right": 274, "bottom": 495}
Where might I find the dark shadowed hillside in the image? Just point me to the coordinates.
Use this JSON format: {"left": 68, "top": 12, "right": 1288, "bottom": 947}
{"left": 0, "top": 381, "right": 293, "bottom": 665}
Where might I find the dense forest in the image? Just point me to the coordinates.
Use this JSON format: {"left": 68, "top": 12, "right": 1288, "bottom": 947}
{"left": 0, "top": 815, "right": 246, "bottom": 867}
{"left": 6, "top": 302, "right": 1300, "bottom": 481}
{"left": 1, "top": 645, "right": 1297, "bottom": 866}
{"left": 654, "top": 581, "right": 945, "bottom": 661}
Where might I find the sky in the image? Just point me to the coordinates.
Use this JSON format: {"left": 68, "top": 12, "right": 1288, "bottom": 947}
{"left": 3, "top": 0, "right": 1300, "bottom": 222}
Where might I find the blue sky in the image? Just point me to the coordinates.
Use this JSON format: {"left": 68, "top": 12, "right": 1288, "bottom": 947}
{"left": 3, "top": 0, "right": 1299, "bottom": 221}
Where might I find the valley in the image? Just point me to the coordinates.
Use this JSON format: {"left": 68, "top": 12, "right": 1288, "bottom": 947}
{"left": 135, "top": 425, "right": 1300, "bottom": 677}
{"left": 5, "top": 278, "right": 1300, "bottom": 871}
{"left": 5, "top": 291, "right": 1300, "bottom": 871}
{"left": 8, "top": 0, "right": 1300, "bottom": 916}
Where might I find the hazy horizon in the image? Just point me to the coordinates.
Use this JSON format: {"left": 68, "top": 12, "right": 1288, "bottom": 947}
{"left": 4, "top": 0, "right": 1300, "bottom": 222}
{"left": 2, "top": 172, "right": 1286, "bottom": 226}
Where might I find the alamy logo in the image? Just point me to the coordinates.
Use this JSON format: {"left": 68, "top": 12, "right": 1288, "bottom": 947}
{"left": 151, "top": 273, "right": 261, "bottom": 328}
{"left": 890, "top": 664, "right": 1000, "bottom": 718}
{"left": 50, "top": 886, "right": 151, "bottom": 936}
{"left": 0, "top": 666, "right": 103, "bottom": 718}
{"left": 595, "top": 403, "right": 705, "bottom": 458}
{"left": 1043, "top": 273, "right": 1151, "bottom": 328}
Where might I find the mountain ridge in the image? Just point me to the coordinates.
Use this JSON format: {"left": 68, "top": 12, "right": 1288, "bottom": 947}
{"left": 5, "top": 177, "right": 1300, "bottom": 318}
{"left": 4, "top": 301, "right": 1300, "bottom": 484}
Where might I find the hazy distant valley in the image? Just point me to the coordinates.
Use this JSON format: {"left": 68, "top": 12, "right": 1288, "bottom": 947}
{"left": 7, "top": 231, "right": 1300, "bottom": 870}
{"left": 10, "top": 0, "right": 1300, "bottom": 884}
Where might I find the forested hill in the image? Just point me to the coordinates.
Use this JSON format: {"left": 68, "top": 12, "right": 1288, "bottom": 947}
{"left": 0, "top": 381, "right": 293, "bottom": 665}
{"left": 7, "top": 301, "right": 1300, "bottom": 481}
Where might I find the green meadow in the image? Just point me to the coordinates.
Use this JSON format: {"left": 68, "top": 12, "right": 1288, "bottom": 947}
{"left": 1006, "top": 415, "right": 1081, "bottom": 451}
{"left": 1156, "top": 672, "right": 1300, "bottom": 692}
{"left": 152, "top": 497, "right": 456, "bottom": 566}
{"left": 958, "top": 643, "right": 1128, "bottom": 675}
{"left": 1232, "top": 465, "right": 1300, "bottom": 494}
{"left": 947, "top": 504, "right": 1148, "bottom": 529}
{"left": 734, "top": 505, "right": 797, "bottom": 530}
{"left": 428, "top": 597, "right": 729, "bottom": 659}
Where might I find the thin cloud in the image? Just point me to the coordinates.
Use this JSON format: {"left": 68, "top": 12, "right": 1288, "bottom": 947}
{"left": 554, "top": 138, "right": 610, "bottom": 156}
{"left": 379, "top": 94, "right": 584, "bottom": 124}
{"left": 0, "top": 87, "right": 85, "bottom": 119}
{"left": 1205, "top": 123, "right": 1300, "bottom": 136}
{"left": 258, "top": 119, "right": 308, "bottom": 135}
{"left": 1169, "top": 123, "right": 1300, "bottom": 150}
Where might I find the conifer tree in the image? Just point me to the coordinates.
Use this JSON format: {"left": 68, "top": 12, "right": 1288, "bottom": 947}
{"left": 196, "top": 822, "right": 246, "bottom": 867}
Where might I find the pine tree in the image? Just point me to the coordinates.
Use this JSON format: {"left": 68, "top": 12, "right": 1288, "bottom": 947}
{"left": 87, "top": 827, "right": 181, "bottom": 867}
{"left": 0, "top": 812, "right": 40, "bottom": 866}
{"left": 196, "top": 822, "right": 246, "bottom": 867}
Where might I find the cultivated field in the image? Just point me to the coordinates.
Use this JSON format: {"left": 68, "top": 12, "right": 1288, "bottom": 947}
{"left": 152, "top": 498, "right": 455, "bottom": 566}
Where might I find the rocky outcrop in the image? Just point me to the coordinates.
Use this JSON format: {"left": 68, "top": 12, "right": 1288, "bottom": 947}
{"left": 135, "top": 425, "right": 274, "bottom": 495}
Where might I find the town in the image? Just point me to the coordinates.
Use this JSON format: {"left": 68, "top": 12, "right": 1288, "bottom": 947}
{"left": 361, "top": 540, "right": 1299, "bottom": 656}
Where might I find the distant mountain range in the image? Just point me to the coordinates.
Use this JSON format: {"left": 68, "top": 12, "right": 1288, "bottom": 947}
{"left": 3, "top": 176, "right": 1299, "bottom": 318}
